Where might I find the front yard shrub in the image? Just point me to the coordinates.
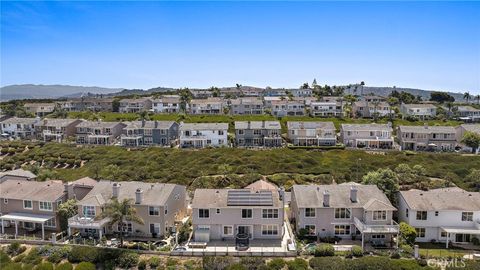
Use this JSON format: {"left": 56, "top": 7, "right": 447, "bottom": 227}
{"left": 56, "top": 262, "right": 74, "bottom": 270}
{"left": 138, "top": 259, "right": 147, "bottom": 270}
{"left": 350, "top": 245, "right": 364, "bottom": 257}
{"left": 309, "top": 257, "right": 345, "bottom": 270}
{"left": 3, "top": 262, "right": 22, "bottom": 270}
{"left": 6, "top": 241, "right": 27, "bottom": 256}
{"left": 22, "top": 263, "right": 35, "bottom": 270}
{"left": 0, "top": 250, "right": 12, "bottom": 264}
{"left": 266, "top": 258, "right": 285, "bottom": 270}
{"left": 74, "top": 262, "right": 96, "bottom": 270}
{"left": 240, "top": 257, "right": 266, "bottom": 270}
{"left": 34, "top": 262, "right": 54, "bottom": 270}
{"left": 149, "top": 257, "right": 161, "bottom": 268}
{"left": 13, "top": 253, "right": 26, "bottom": 262}
{"left": 314, "top": 243, "right": 335, "bottom": 257}
{"left": 22, "top": 248, "right": 42, "bottom": 265}
{"left": 287, "top": 258, "right": 308, "bottom": 270}
{"left": 116, "top": 252, "right": 139, "bottom": 269}
{"left": 227, "top": 264, "right": 247, "bottom": 270}
{"left": 67, "top": 246, "right": 97, "bottom": 263}
{"left": 203, "top": 256, "right": 236, "bottom": 270}
{"left": 400, "top": 222, "right": 417, "bottom": 245}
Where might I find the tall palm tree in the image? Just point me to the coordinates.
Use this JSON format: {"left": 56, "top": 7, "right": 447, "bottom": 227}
{"left": 179, "top": 88, "right": 192, "bottom": 113}
{"left": 475, "top": 95, "right": 480, "bottom": 105}
{"left": 101, "top": 198, "right": 144, "bottom": 247}
{"left": 464, "top": 92, "right": 471, "bottom": 104}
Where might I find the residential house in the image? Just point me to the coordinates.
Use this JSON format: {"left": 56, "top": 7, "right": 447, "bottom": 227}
{"left": 64, "top": 177, "right": 98, "bottom": 201}
{"left": 400, "top": 104, "right": 437, "bottom": 119}
{"left": 119, "top": 98, "right": 152, "bottom": 113}
{"left": 60, "top": 98, "right": 114, "bottom": 112}
{"left": 455, "top": 124, "right": 480, "bottom": 153}
{"left": 397, "top": 125, "right": 457, "bottom": 151}
{"left": 241, "top": 88, "right": 265, "bottom": 97}
{"left": 309, "top": 101, "right": 344, "bottom": 117}
{"left": 230, "top": 98, "right": 264, "bottom": 115}
{"left": 291, "top": 184, "right": 399, "bottom": 250}
{"left": 35, "top": 118, "right": 83, "bottom": 142}
{"left": 191, "top": 187, "right": 285, "bottom": 242}
{"left": 289, "top": 88, "right": 313, "bottom": 97}
{"left": 75, "top": 121, "right": 126, "bottom": 145}
{"left": 191, "top": 89, "right": 213, "bottom": 99}
{"left": 397, "top": 188, "right": 480, "bottom": 247}
{"left": 270, "top": 100, "right": 305, "bottom": 117}
{"left": 179, "top": 123, "right": 228, "bottom": 148}
{"left": 24, "top": 103, "right": 56, "bottom": 117}
{"left": 68, "top": 181, "right": 187, "bottom": 239}
{"left": 352, "top": 101, "right": 391, "bottom": 118}
{"left": 455, "top": 106, "right": 480, "bottom": 122}
{"left": 264, "top": 88, "right": 287, "bottom": 97}
{"left": 120, "top": 120, "right": 178, "bottom": 147}
{"left": 263, "top": 96, "right": 282, "bottom": 109}
{"left": 0, "top": 117, "right": 39, "bottom": 139}
{"left": 151, "top": 95, "right": 181, "bottom": 113}
{"left": 287, "top": 121, "right": 337, "bottom": 146}
{"left": 359, "top": 95, "right": 387, "bottom": 103}
{"left": 340, "top": 124, "right": 394, "bottom": 149}
{"left": 189, "top": 98, "right": 225, "bottom": 115}
{"left": 234, "top": 121, "right": 282, "bottom": 147}
{"left": 0, "top": 180, "right": 67, "bottom": 239}
{"left": 0, "top": 169, "right": 37, "bottom": 183}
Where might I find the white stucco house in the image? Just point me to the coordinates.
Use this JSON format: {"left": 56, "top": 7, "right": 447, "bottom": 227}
{"left": 179, "top": 122, "right": 228, "bottom": 148}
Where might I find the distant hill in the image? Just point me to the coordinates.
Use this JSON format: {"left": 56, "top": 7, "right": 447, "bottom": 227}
{"left": 0, "top": 84, "right": 124, "bottom": 101}
{"left": 360, "top": 86, "right": 467, "bottom": 102}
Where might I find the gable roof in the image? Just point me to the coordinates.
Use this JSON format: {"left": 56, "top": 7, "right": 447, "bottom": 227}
{"left": 398, "top": 125, "right": 456, "bottom": 134}
{"left": 70, "top": 177, "right": 98, "bottom": 187}
{"left": 399, "top": 188, "right": 480, "bottom": 211}
{"left": 193, "top": 188, "right": 282, "bottom": 208}
{"left": 123, "top": 121, "right": 176, "bottom": 130}
{"left": 0, "top": 180, "right": 65, "bottom": 201}
{"left": 287, "top": 121, "right": 335, "bottom": 130}
{"left": 245, "top": 180, "right": 278, "bottom": 191}
{"left": 78, "top": 180, "right": 182, "bottom": 206}
{"left": 0, "top": 117, "right": 39, "bottom": 125}
{"left": 341, "top": 124, "right": 392, "bottom": 132}
{"left": 459, "top": 124, "right": 480, "bottom": 134}
{"left": 179, "top": 122, "right": 228, "bottom": 131}
{"left": 292, "top": 184, "right": 396, "bottom": 210}
{"left": 0, "top": 169, "right": 37, "bottom": 179}
{"left": 234, "top": 121, "right": 281, "bottom": 130}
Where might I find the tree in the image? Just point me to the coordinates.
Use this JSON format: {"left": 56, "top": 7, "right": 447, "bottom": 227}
{"left": 312, "top": 79, "right": 318, "bottom": 89}
{"left": 112, "top": 100, "right": 120, "bottom": 112}
{"left": 58, "top": 199, "right": 78, "bottom": 231}
{"left": 465, "top": 169, "right": 480, "bottom": 191}
{"left": 101, "top": 164, "right": 121, "bottom": 180}
{"left": 461, "top": 131, "right": 480, "bottom": 153}
{"left": 300, "top": 83, "right": 309, "bottom": 89}
{"left": 430, "top": 92, "right": 455, "bottom": 103}
{"left": 362, "top": 168, "right": 399, "bottom": 202}
{"left": 475, "top": 94, "right": 480, "bottom": 105}
{"left": 209, "top": 86, "right": 220, "bottom": 97}
{"left": 178, "top": 88, "right": 193, "bottom": 113}
{"left": 236, "top": 83, "right": 242, "bottom": 89}
{"left": 399, "top": 222, "right": 417, "bottom": 245}
{"left": 464, "top": 92, "right": 472, "bottom": 103}
{"left": 101, "top": 198, "right": 144, "bottom": 247}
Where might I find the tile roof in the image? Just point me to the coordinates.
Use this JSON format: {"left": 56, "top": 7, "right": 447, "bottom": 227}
{"left": 398, "top": 125, "right": 456, "bottom": 133}
{"left": 123, "top": 120, "right": 176, "bottom": 129}
{"left": 70, "top": 177, "right": 98, "bottom": 187}
{"left": 0, "top": 117, "right": 39, "bottom": 125}
{"left": 0, "top": 180, "right": 65, "bottom": 201}
{"left": 287, "top": 121, "right": 335, "bottom": 130}
{"left": 35, "top": 118, "right": 81, "bottom": 127}
{"left": 292, "top": 184, "right": 396, "bottom": 210}
{"left": 78, "top": 180, "right": 182, "bottom": 206}
{"left": 341, "top": 124, "right": 393, "bottom": 132}
{"left": 179, "top": 122, "right": 228, "bottom": 130}
{"left": 245, "top": 180, "right": 278, "bottom": 191}
{"left": 77, "top": 121, "right": 123, "bottom": 128}
{"left": 399, "top": 188, "right": 480, "bottom": 211}
{"left": 460, "top": 124, "right": 480, "bottom": 134}
{"left": 401, "top": 103, "right": 437, "bottom": 109}
{"left": 0, "top": 169, "right": 37, "bottom": 179}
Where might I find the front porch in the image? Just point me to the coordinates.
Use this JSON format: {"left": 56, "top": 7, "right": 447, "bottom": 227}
{"left": 441, "top": 226, "right": 480, "bottom": 248}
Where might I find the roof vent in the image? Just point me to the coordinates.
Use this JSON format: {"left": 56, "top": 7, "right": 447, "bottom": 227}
{"left": 135, "top": 188, "right": 143, "bottom": 204}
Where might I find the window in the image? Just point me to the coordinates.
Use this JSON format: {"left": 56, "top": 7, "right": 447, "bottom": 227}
{"left": 441, "top": 231, "right": 447, "bottom": 238}
{"left": 262, "top": 209, "right": 279, "bottom": 219}
{"left": 406, "top": 209, "right": 409, "bottom": 217}
{"left": 305, "top": 208, "right": 316, "bottom": 218}
{"left": 150, "top": 223, "right": 160, "bottom": 234}
{"left": 261, "top": 225, "right": 279, "bottom": 235}
{"left": 238, "top": 130, "right": 244, "bottom": 135}
{"left": 117, "top": 222, "right": 133, "bottom": 232}
{"left": 304, "top": 225, "right": 316, "bottom": 235}
{"left": 218, "top": 130, "right": 224, "bottom": 135}
{"left": 149, "top": 206, "right": 160, "bottom": 216}
{"left": 335, "top": 208, "right": 351, "bottom": 219}
{"left": 23, "top": 200, "right": 33, "bottom": 209}
{"left": 39, "top": 201, "right": 53, "bottom": 211}
{"left": 223, "top": 226, "right": 233, "bottom": 236}
{"left": 199, "top": 209, "right": 209, "bottom": 218}
{"left": 415, "top": 228, "right": 426, "bottom": 238}
{"left": 242, "top": 209, "right": 253, "bottom": 219}
{"left": 164, "top": 205, "right": 168, "bottom": 215}
{"left": 3, "top": 198, "right": 7, "bottom": 204}
{"left": 334, "top": 225, "right": 351, "bottom": 235}
{"left": 372, "top": 211, "right": 387, "bottom": 221}
{"left": 253, "top": 129, "right": 261, "bottom": 135}
{"left": 371, "top": 234, "right": 386, "bottom": 239}
{"left": 216, "top": 209, "right": 221, "bottom": 214}
{"left": 462, "top": 212, "right": 473, "bottom": 221}
{"left": 82, "top": 206, "right": 96, "bottom": 217}
{"left": 45, "top": 218, "right": 56, "bottom": 228}
{"left": 435, "top": 211, "right": 439, "bottom": 217}
{"left": 416, "top": 211, "right": 427, "bottom": 220}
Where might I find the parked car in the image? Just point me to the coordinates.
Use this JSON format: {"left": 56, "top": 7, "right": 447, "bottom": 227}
{"left": 173, "top": 246, "right": 187, "bottom": 251}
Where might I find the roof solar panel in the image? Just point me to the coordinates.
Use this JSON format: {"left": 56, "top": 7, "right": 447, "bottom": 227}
{"left": 227, "top": 190, "right": 273, "bottom": 206}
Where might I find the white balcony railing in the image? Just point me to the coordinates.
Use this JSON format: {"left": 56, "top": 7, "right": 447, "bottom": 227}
{"left": 354, "top": 217, "right": 400, "bottom": 234}
{"left": 68, "top": 215, "right": 110, "bottom": 229}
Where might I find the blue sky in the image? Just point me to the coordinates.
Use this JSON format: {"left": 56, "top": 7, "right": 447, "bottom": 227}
{"left": 1, "top": 1, "right": 479, "bottom": 94}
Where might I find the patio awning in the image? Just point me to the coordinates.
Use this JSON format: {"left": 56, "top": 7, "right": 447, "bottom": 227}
{"left": 441, "top": 227, "right": 480, "bottom": 235}
{"left": 0, "top": 212, "right": 53, "bottom": 223}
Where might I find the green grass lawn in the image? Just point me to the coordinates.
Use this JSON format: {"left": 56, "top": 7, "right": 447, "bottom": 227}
{"left": 1, "top": 143, "right": 478, "bottom": 190}
{"left": 67, "top": 111, "right": 462, "bottom": 133}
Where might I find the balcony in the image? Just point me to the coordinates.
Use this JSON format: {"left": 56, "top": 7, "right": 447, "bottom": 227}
{"left": 68, "top": 215, "right": 110, "bottom": 229}
{"left": 354, "top": 217, "right": 399, "bottom": 234}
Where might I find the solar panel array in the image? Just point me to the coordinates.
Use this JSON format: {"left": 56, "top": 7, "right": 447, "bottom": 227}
{"left": 227, "top": 190, "right": 274, "bottom": 206}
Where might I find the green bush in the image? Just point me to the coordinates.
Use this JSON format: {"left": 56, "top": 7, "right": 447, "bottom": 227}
{"left": 267, "top": 258, "right": 286, "bottom": 270}
{"left": 74, "top": 262, "right": 96, "bottom": 270}
{"left": 6, "top": 242, "right": 27, "bottom": 256}
{"left": 34, "top": 262, "right": 54, "bottom": 270}
{"left": 0, "top": 250, "right": 12, "bottom": 265}
{"left": 309, "top": 257, "right": 345, "bottom": 270}
{"left": 138, "top": 259, "right": 147, "bottom": 270}
{"left": 56, "top": 262, "right": 74, "bottom": 270}
{"left": 350, "top": 245, "right": 364, "bottom": 257}
{"left": 314, "top": 244, "right": 335, "bottom": 257}
{"left": 391, "top": 252, "right": 401, "bottom": 259}
{"left": 149, "top": 256, "right": 162, "bottom": 268}
{"left": 227, "top": 263, "right": 247, "bottom": 270}
{"left": 240, "top": 257, "right": 266, "bottom": 270}
{"left": 13, "top": 253, "right": 26, "bottom": 263}
{"left": 22, "top": 248, "right": 42, "bottom": 265}
{"left": 3, "top": 263, "right": 22, "bottom": 270}
{"left": 203, "top": 256, "right": 236, "bottom": 270}
{"left": 22, "top": 264, "right": 35, "bottom": 270}
{"left": 116, "top": 252, "right": 139, "bottom": 269}
{"left": 67, "top": 246, "right": 97, "bottom": 263}
{"left": 287, "top": 258, "right": 308, "bottom": 270}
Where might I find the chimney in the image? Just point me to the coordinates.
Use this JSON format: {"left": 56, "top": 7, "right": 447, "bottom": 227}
{"left": 135, "top": 188, "right": 143, "bottom": 204}
{"left": 323, "top": 190, "right": 330, "bottom": 207}
{"left": 350, "top": 186, "right": 358, "bottom": 203}
{"left": 112, "top": 182, "right": 120, "bottom": 198}
{"left": 155, "top": 120, "right": 158, "bottom": 128}
{"left": 278, "top": 187, "right": 285, "bottom": 207}
{"left": 142, "top": 119, "right": 146, "bottom": 127}
{"left": 247, "top": 121, "right": 251, "bottom": 129}
{"left": 64, "top": 183, "right": 75, "bottom": 200}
